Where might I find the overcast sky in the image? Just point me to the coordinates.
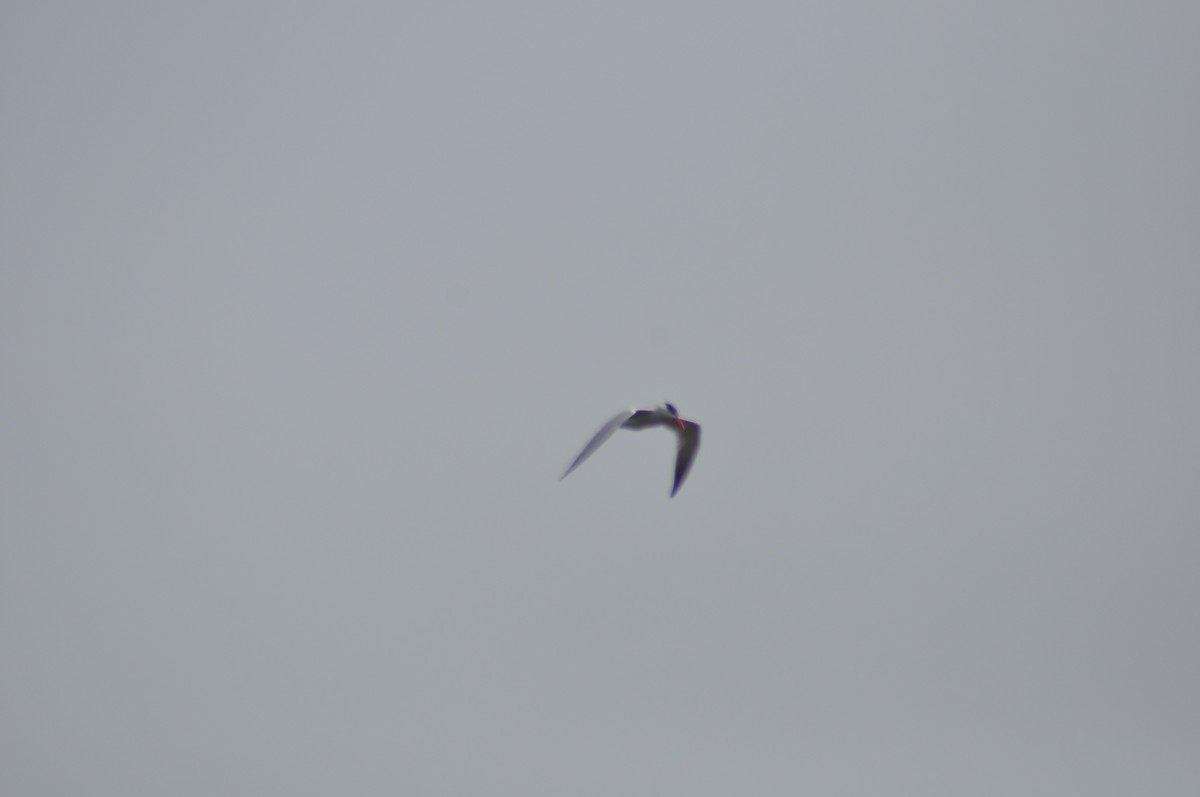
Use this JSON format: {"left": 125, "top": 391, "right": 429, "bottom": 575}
{"left": 3, "top": 3, "right": 1198, "bottom": 795}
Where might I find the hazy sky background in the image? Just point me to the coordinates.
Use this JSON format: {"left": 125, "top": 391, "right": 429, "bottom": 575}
{"left": 3, "top": 2, "right": 1198, "bottom": 794}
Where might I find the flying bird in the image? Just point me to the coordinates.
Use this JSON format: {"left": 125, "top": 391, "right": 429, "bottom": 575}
{"left": 561, "top": 403, "right": 701, "bottom": 497}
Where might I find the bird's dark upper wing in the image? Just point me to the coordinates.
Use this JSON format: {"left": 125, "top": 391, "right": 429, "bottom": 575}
{"left": 671, "top": 421, "right": 701, "bottom": 497}
{"left": 619, "top": 409, "right": 662, "bottom": 430}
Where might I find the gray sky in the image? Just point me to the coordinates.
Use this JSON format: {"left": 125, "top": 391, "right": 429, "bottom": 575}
{"left": 3, "top": 2, "right": 1198, "bottom": 794}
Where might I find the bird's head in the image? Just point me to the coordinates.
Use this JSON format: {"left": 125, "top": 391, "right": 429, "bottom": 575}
{"left": 664, "top": 402, "right": 685, "bottom": 430}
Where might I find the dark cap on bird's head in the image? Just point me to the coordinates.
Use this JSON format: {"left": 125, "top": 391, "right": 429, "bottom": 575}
{"left": 664, "top": 402, "right": 678, "bottom": 416}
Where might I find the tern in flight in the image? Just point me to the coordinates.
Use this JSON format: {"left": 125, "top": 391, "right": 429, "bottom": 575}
{"left": 561, "top": 403, "right": 701, "bottom": 497}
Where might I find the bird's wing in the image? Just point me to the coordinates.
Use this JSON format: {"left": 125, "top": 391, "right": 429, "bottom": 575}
{"left": 671, "top": 421, "right": 701, "bottom": 497}
{"left": 618, "top": 409, "right": 663, "bottom": 430}
{"left": 561, "top": 409, "right": 636, "bottom": 480}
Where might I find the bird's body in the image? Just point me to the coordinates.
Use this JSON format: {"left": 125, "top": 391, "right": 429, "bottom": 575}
{"left": 561, "top": 403, "right": 701, "bottom": 496}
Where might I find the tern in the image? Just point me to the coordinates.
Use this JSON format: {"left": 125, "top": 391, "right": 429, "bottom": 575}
{"left": 561, "top": 403, "right": 701, "bottom": 497}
